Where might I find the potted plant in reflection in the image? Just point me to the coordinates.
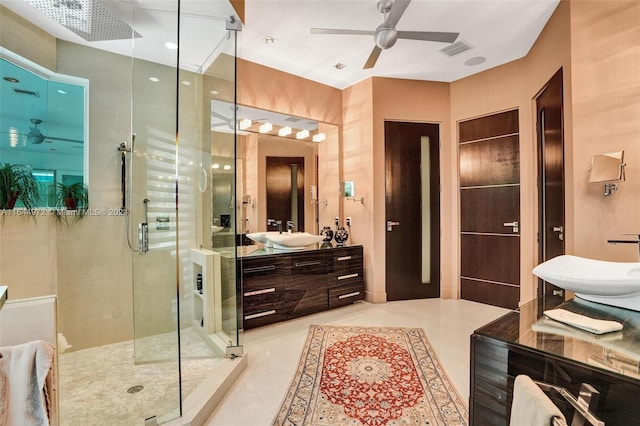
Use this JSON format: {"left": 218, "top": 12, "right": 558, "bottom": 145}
{"left": 49, "top": 181, "right": 88, "bottom": 222}
{"left": 0, "top": 162, "right": 39, "bottom": 210}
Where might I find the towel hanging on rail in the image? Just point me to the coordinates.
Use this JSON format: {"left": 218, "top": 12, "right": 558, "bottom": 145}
{"left": 510, "top": 375, "right": 568, "bottom": 426}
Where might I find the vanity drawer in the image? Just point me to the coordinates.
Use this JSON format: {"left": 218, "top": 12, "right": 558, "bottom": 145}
{"left": 243, "top": 286, "right": 285, "bottom": 313}
{"left": 328, "top": 282, "right": 364, "bottom": 309}
{"left": 330, "top": 246, "right": 363, "bottom": 276}
{"left": 239, "top": 257, "right": 285, "bottom": 291}
{"left": 286, "top": 252, "right": 328, "bottom": 275}
{"left": 242, "top": 306, "right": 286, "bottom": 329}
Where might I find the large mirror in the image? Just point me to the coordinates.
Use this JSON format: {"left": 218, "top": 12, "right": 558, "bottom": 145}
{"left": 0, "top": 48, "right": 87, "bottom": 208}
{"left": 209, "top": 100, "right": 339, "bottom": 247}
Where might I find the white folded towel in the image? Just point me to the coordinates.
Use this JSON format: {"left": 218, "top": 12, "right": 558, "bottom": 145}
{"left": 0, "top": 340, "right": 55, "bottom": 426}
{"left": 544, "top": 308, "right": 623, "bottom": 334}
{"left": 510, "top": 375, "right": 567, "bottom": 426}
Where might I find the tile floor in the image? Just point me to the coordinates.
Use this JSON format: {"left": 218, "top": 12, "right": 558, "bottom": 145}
{"left": 58, "top": 328, "right": 222, "bottom": 425}
{"left": 204, "top": 298, "right": 510, "bottom": 425}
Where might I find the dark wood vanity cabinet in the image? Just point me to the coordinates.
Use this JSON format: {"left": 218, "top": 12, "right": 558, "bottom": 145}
{"left": 238, "top": 245, "right": 364, "bottom": 330}
{"left": 470, "top": 298, "right": 640, "bottom": 425}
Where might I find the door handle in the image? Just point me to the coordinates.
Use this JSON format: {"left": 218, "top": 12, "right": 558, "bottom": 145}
{"left": 387, "top": 221, "right": 400, "bottom": 231}
{"left": 503, "top": 221, "right": 518, "bottom": 233}
{"left": 553, "top": 225, "right": 564, "bottom": 241}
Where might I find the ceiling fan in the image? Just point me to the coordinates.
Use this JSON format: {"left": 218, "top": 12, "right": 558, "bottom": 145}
{"left": 27, "top": 118, "right": 83, "bottom": 145}
{"left": 311, "top": 0, "right": 459, "bottom": 69}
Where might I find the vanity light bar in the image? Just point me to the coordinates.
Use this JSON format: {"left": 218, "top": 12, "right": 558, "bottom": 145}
{"left": 296, "top": 129, "right": 309, "bottom": 139}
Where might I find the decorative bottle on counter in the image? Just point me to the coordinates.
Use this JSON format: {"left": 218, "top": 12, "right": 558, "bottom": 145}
{"left": 334, "top": 226, "right": 349, "bottom": 246}
{"left": 320, "top": 226, "right": 334, "bottom": 248}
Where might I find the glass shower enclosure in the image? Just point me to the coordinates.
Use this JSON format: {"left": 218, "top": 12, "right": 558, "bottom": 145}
{"left": 0, "top": 0, "right": 242, "bottom": 423}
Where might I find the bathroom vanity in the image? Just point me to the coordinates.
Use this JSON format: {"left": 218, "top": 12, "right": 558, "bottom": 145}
{"left": 470, "top": 297, "right": 640, "bottom": 425}
{"left": 223, "top": 245, "right": 364, "bottom": 329}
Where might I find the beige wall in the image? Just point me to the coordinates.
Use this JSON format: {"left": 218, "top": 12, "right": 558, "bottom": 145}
{"left": 570, "top": 0, "right": 640, "bottom": 261}
{"left": 0, "top": 5, "right": 55, "bottom": 70}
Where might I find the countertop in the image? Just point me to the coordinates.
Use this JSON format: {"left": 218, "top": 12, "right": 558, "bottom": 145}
{"left": 475, "top": 296, "right": 640, "bottom": 382}
{"left": 215, "top": 243, "right": 360, "bottom": 259}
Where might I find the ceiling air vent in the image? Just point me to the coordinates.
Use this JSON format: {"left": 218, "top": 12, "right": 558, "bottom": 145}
{"left": 13, "top": 88, "right": 40, "bottom": 97}
{"left": 284, "top": 117, "right": 301, "bottom": 123}
{"left": 440, "top": 41, "right": 472, "bottom": 57}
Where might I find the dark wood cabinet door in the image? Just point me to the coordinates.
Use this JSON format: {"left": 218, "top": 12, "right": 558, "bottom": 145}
{"left": 459, "top": 110, "right": 520, "bottom": 310}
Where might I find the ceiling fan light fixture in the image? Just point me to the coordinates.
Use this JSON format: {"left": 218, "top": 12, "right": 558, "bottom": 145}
{"left": 374, "top": 26, "right": 398, "bottom": 49}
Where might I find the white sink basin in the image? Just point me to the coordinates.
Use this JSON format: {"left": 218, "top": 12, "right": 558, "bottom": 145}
{"left": 211, "top": 225, "right": 224, "bottom": 234}
{"left": 533, "top": 255, "right": 640, "bottom": 311}
{"left": 265, "top": 232, "right": 325, "bottom": 250}
{"left": 246, "top": 231, "right": 282, "bottom": 248}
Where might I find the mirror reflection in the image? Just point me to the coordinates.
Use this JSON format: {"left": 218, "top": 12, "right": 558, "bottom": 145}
{"left": 1, "top": 49, "right": 87, "bottom": 208}
{"left": 589, "top": 151, "right": 625, "bottom": 183}
{"left": 209, "top": 100, "right": 339, "bottom": 247}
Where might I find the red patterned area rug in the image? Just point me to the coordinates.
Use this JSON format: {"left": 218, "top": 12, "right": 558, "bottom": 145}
{"left": 273, "top": 325, "right": 468, "bottom": 426}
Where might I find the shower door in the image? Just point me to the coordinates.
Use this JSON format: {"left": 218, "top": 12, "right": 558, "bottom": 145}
{"left": 129, "top": 2, "right": 182, "bottom": 423}
{"left": 129, "top": 1, "right": 242, "bottom": 422}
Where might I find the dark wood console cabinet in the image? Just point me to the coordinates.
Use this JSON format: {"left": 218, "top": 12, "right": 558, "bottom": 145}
{"left": 470, "top": 297, "right": 640, "bottom": 425}
{"left": 238, "top": 245, "right": 364, "bottom": 330}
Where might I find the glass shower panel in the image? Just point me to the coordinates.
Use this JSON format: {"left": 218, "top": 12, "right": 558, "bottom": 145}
{"left": 130, "top": 3, "right": 181, "bottom": 423}
{"left": 184, "top": 3, "right": 242, "bottom": 358}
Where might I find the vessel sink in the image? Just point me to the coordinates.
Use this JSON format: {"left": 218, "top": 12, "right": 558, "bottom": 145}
{"left": 246, "top": 231, "right": 282, "bottom": 248}
{"left": 533, "top": 255, "right": 640, "bottom": 311}
{"left": 266, "top": 232, "right": 325, "bottom": 250}
{"left": 211, "top": 225, "right": 224, "bottom": 234}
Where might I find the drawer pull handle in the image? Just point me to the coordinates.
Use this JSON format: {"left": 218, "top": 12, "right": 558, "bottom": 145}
{"left": 244, "top": 310, "right": 276, "bottom": 320}
{"left": 337, "top": 256, "right": 352, "bottom": 261}
{"left": 295, "top": 260, "right": 322, "bottom": 267}
{"left": 244, "top": 265, "right": 276, "bottom": 273}
{"left": 338, "top": 273, "right": 359, "bottom": 280}
{"left": 244, "top": 288, "right": 276, "bottom": 297}
{"left": 338, "top": 291, "right": 360, "bottom": 300}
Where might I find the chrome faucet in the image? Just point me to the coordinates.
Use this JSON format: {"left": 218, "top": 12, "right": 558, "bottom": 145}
{"left": 267, "top": 219, "right": 282, "bottom": 233}
{"left": 286, "top": 220, "right": 295, "bottom": 232}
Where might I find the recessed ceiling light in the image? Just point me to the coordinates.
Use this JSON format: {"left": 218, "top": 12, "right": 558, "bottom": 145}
{"left": 279, "top": 126, "right": 292, "bottom": 137}
{"left": 210, "top": 90, "right": 219, "bottom": 95}
{"left": 181, "top": 80, "right": 191, "bottom": 86}
{"left": 212, "top": 163, "right": 220, "bottom": 169}
{"left": 3, "top": 76, "right": 19, "bottom": 83}
{"left": 149, "top": 77, "right": 160, "bottom": 82}
{"left": 464, "top": 56, "right": 486, "bottom": 66}
{"left": 262, "top": 36, "right": 276, "bottom": 45}
{"left": 239, "top": 119, "right": 252, "bottom": 130}
{"left": 223, "top": 165, "right": 231, "bottom": 170}
{"left": 296, "top": 129, "right": 309, "bottom": 140}
{"left": 334, "top": 63, "right": 345, "bottom": 70}
{"left": 165, "top": 41, "right": 178, "bottom": 50}
{"left": 57, "top": 89, "right": 67, "bottom": 94}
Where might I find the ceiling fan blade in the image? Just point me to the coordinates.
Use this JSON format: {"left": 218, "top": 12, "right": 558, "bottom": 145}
{"left": 45, "top": 136, "right": 84, "bottom": 144}
{"left": 385, "top": 0, "right": 411, "bottom": 28}
{"left": 363, "top": 46, "right": 383, "bottom": 69}
{"left": 396, "top": 31, "right": 459, "bottom": 43}
{"left": 311, "top": 28, "right": 374, "bottom": 36}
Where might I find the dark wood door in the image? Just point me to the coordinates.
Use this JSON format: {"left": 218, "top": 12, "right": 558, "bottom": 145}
{"left": 266, "top": 156, "right": 304, "bottom": 231}
{"left": 536, "top": 69, "right": 565, "bottom": 303}
{"left": 385, "top": 121, "right": 440, "bottom": 301}
{"left": 459, "top": 110, "right": 520, "bottom": 310}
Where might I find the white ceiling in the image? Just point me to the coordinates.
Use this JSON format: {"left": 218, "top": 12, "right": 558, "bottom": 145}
{"left": 1, "top": 0, "right": 560, "bottom": 89}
